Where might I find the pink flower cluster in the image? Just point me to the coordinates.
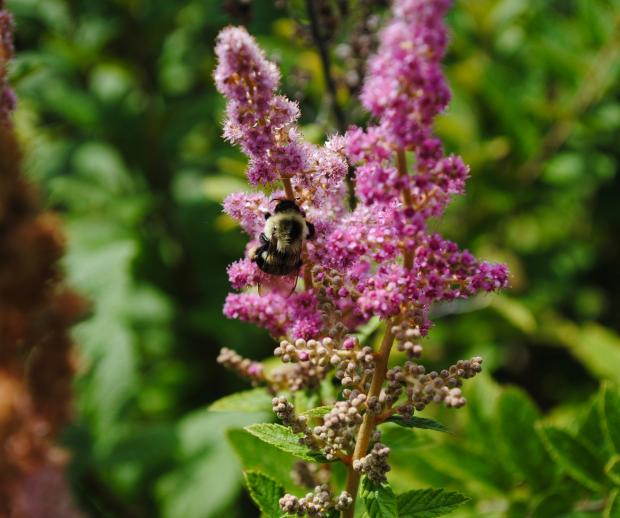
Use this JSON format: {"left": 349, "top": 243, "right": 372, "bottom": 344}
{"left": 361, "top": 0, "right": 451, "bottom": 149}
{"left": 215, "top": 0, "right": 508, "bottom": 342}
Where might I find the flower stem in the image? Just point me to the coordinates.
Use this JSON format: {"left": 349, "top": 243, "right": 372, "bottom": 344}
{"left": 305, "top": 0, "right": 346, "bottom": 134}
{"left": 342, "top": 320, "right": 395, "bottom": 518}
{"left": 282, "top": 176, "right": 295, "bottom": 200}
{"left": 303, "top": 261, "right": 314, "bottom": 290}
{"left": 342, "top": 149, "right": 413, "bottom": 516}
{"left": 396, "top": 149, "right": 414, "bottom": 270}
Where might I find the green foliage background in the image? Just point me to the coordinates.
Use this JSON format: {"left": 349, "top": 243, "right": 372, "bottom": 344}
{"left": 7, "top": 0, "right": 620, "bottom": 515}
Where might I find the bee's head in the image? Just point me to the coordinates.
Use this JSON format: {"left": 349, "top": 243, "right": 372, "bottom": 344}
{"left": 273, "top": 199, "right": 301, "bottom": 214}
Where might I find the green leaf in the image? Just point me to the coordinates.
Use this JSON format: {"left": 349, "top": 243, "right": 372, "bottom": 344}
{"left": 360, "top": 477, "right": 397, "bottom": 518}
{"left": 380, "top": 425, "right": 434, "bottom": 456}
{"left": 157, "top": 443, "right": 240, "bottom": 518}
{"left": 547, "top": 322, "right": 620, "bottom": 384}
{"left": 243, "top": 471, "right": 284, "bottom": 517}
{"left": 601, "top": 383, "right": 620, "bottom": 454}
{"left": 397, "top": 488, "right": 469, "bottom": 517}
{"left": 606, "top": 489, "right": 620, "bottom": 518}
{"left": 496, "top": 387, "right": 553, "bottom": 488}
{"left": 605, "top": 455, "right": 620, "bottom": 485}
{"left": 531, "top": 486, "right": 579, "bottom": 518}
{"left": 156, "top": 411, "right": 262, "bottom": 518}
{"left": 419, "top": 442, "right": 512, "bottom": 492}
{"left": 463, "top": 373, "right": 502, "bottom": 443}
{"left": 228, "top": 428, "right": 299, "bottom": 492}
{"left": 578, "top": 393, "right": 610, "bottom": 457}
{"left": 537, "top": 425, "right": 605, "bottom": 491}
{"left": 301, "top": 406, "right": 331, "bottom": 418}
{"left": 386, "top": 415, "right": 449, "bottom": 433}
{"left": 244, "top": 423, "right": 327, "bottom": 463}
{"left": 209, "top": 389, "right": 273, "bottom": 413}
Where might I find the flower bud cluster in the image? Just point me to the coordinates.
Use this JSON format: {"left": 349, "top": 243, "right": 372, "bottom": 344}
{"left": 270, "top": 362, "right": 326, "bottom": 392}
{"left": 272, "top": 396, "right": 308, "bottom": 434}
{"left": 312, "top": 393, "right": 366, "bottom": 460}
{"left": 391, "top": 316, "right": 424, "bottom": 359}
{"left": 216, "top": 348, "right": 264, "bottom": 385}
{"left": 279, "top": 486, "right": 352, "bottom": 517}
{"left": 274, "top": 336, "right": 375, "bottom": 390}
{"left": 387, "top": 356, "right": 483, "bottom": 414}
{"left": 353, "top": 442, "right": 391, "bottom": 485}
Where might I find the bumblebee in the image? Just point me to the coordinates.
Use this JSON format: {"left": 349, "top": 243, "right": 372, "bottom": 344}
{"left": 251, "top": 199, "right": 315, "bottom": 276}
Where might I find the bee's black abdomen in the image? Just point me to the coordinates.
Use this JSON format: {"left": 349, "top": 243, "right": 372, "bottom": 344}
{"left": 260, "top": 262, "right": 299, "bottom": 276}
{"left": 256, "top": 253, "right": 300, "bottom": 275}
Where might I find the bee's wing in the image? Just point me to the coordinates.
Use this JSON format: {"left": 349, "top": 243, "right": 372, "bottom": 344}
{"left": 258, "top": 272, "right": 299, "bottom": 297}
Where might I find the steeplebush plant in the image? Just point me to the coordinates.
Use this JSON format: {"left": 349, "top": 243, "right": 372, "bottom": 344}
{"left": 213, "top": 0, "right": 509, "bottom": 516}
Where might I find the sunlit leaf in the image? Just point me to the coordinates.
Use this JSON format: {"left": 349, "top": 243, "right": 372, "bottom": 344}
{"left": 385, "top": 415, "right": 449, "bottom": 433}
{"left": 243, "top": 471, "right": 284, "bottom": 517}
{"left": 361, "top": 477, "right": 397, "bottom": 518}
{"left": 537, "top": 425, "right": 606, "bottom": 491}
{"left": 601, "top": 383, "right": 620, "bottom": 454}
{"left": 496, "top": 387, "right": 553, "bottom": 488}
{"left": 228, "top": 428, "right": 299, "bottom": 492}
{"left": 397, "top": 488, "right": 469, "bottom": 518}
{"left": 209, "top": 389, "right": 273, "bottom": 413}
{"left": 244, "top": 423, "right": 328, "bottom": 463}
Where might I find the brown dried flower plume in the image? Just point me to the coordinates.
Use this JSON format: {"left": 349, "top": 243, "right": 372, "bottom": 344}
{"left": 0, "top": 1, "right": 84, "bottom": 515}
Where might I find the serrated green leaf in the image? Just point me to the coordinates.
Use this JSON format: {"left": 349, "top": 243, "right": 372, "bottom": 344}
{"left": 496, "top": 387, "right": 553, "bottom": 488}
{"left": 228, "top": 429, "right": 299, "bottom": 492}
{"left": 244, "top": 423, "right": 327, "bottom": 463}
{"left": 602, "top": 383, "right": 620, "bottom": 454}
{"left": 386, "top": 415, "right": 449, "bottom": 433}
{"left": 605, "top": 455, "right": 620, "bottom": 485}
{"left": 396, "top": 488, "right": 469, "bottom": 517}
{"left": 244, "top": 471, "right": 284, "bottom": 517}
{"left": 360, "top": 477, "right": 397, "bottom": 518}
{"left": 157, "top": 443, "right": 239, "bottom": 518}
{"left": 531, "top": 486, "right": 579, "bottom": 518}
{"left": 578, "top": 393, "right": 609, "bottom": 457}
{"left": 606, "top": 489, "right": 620, "bottom": 518}
{"left": 209, "top": 388, "right": 273, "bottom": 413}
{"left": 464, "top": 373, "right": 502, "bottom": 443}
{"left": 156, "top": 411, "right": 260, "bottom": 518}
{"left": 301, "top": 406, "right": 331, "bottom": 418}
{"left": 380, "top": 425, "right": 434, "bottom": 456}
{"left": 537, "top": 425, "right": 605, "bottom": 491}
{"left": 420, "top": 442, "right": 512, "bottom": 492}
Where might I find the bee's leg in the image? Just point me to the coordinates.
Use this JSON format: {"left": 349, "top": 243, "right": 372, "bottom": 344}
{"left": 259, "top": 232, "right": 269, "bottom": 245}
{"left": 289, "top": 272, "right": 300, "bottom": 295}
{"left": 306, "top": 222, "right": 315, "bottom": 240}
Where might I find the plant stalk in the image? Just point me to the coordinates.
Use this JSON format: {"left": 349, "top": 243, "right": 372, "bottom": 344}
{"left": 282, "top": 176, "right": 295, "bottom": 200}
{"left": 342, "top": 147, "right": 413, "bottom": 516}
{"left": 397, "top": 149, "right": 413, "bottom": 269}
{"left": 305, "top": 0, "right": 346, "bottom": 134}
{"left": 342, "top": 320, "right": 395, "bottom": 518}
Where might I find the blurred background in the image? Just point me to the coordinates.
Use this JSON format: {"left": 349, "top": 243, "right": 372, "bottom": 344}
{"left": 6, "top": 0, "right": 620, "bottom": 515}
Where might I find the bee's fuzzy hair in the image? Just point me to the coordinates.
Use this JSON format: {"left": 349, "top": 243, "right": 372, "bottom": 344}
{"left": 264, "top": 212, "right": 310, "bottom": 245}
